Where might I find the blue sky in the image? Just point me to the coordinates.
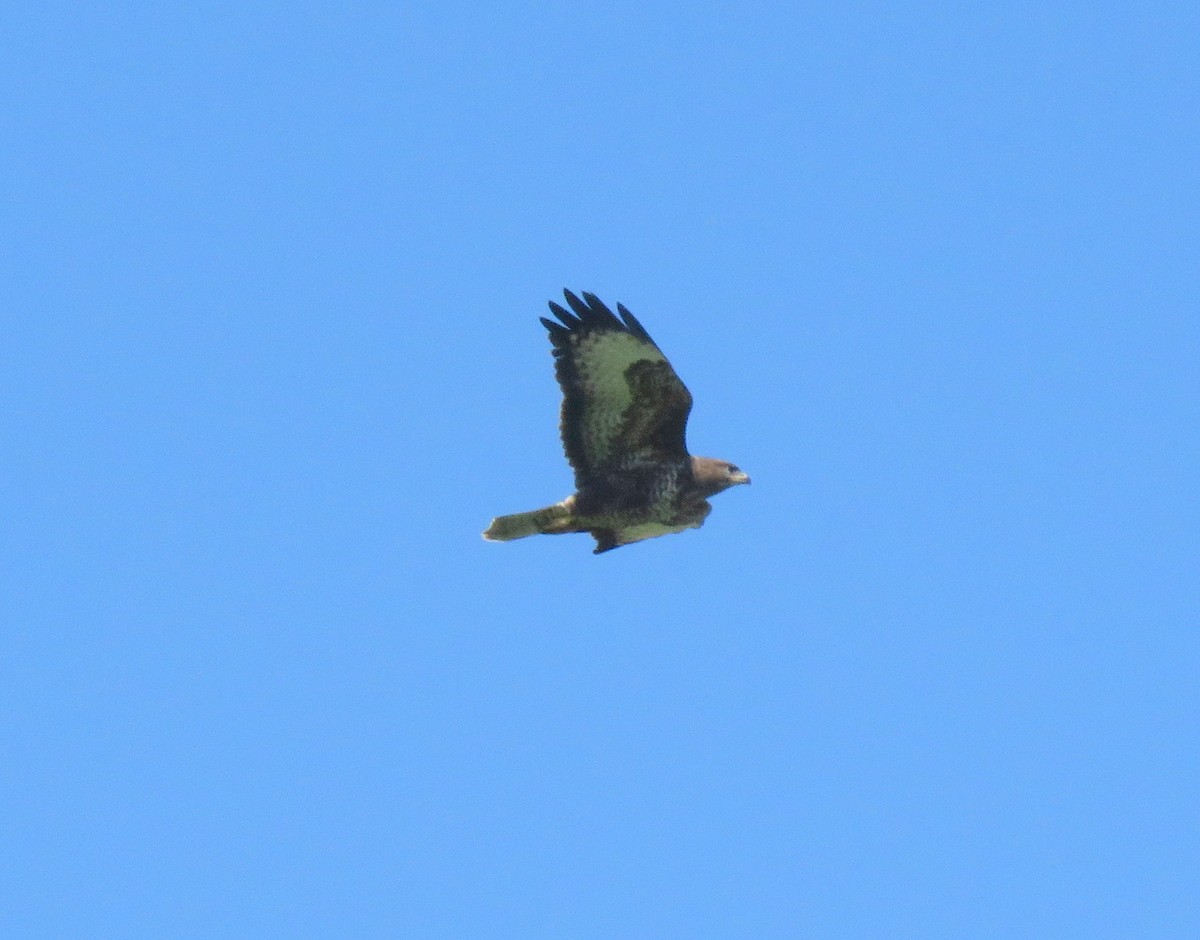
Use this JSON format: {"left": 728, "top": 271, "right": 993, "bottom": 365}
{"left": 4, "top": 2, "right": 1198, "bottom": 936}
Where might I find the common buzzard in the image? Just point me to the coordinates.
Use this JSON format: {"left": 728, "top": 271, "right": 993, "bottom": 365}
{"left": 483, "top": 290, "right": 749, "bottom": 554}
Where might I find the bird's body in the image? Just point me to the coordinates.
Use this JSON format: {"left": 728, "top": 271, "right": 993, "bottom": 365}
{"left": 483, "top": 290, "right": 748, "bottom": 554}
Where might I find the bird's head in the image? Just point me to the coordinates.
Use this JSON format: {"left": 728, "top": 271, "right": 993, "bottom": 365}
{"left": 691, "top": 457, "right": 751, "bottom": 496}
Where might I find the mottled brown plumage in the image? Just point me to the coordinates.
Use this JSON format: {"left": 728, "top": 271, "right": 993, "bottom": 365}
{"left": 483, "top": 290, "right": 749, "bottom": 554}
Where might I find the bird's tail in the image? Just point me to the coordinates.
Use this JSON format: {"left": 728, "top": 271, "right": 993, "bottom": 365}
{"left": 483, "top": 501, "right": 575, "bottom": 542}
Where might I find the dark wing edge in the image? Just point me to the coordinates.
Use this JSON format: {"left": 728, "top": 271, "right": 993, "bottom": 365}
{"left": 538, "top": 290, "right": 659, "bottom": 351}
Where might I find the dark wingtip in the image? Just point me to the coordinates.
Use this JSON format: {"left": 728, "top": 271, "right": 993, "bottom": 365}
{"left": 546, "top": 290, "right": 654, "bottom": 345}
{"left": 563, "top": 289, "right": 594, "bottom": 321}
{"left": 546, "top": 300, "right": 579, "bottom": 329}
{"left": 540, "top": 315, "right": 570, "bottom": 341}
{"left": 616, "top": 302, "right": 653, "bottom": 344}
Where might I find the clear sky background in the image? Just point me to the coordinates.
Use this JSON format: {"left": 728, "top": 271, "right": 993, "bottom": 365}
{"left": 4, "top": 2, "right": 1198, "bottom": 937}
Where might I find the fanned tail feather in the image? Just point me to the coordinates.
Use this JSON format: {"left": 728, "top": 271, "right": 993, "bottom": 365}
{"left": 483, "top": 502, "right": 574, "bottom": 542}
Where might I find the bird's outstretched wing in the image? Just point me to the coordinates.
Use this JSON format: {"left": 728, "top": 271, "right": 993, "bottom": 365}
{"left": 540, "top": 290, "right": 693, "bottom": 487}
